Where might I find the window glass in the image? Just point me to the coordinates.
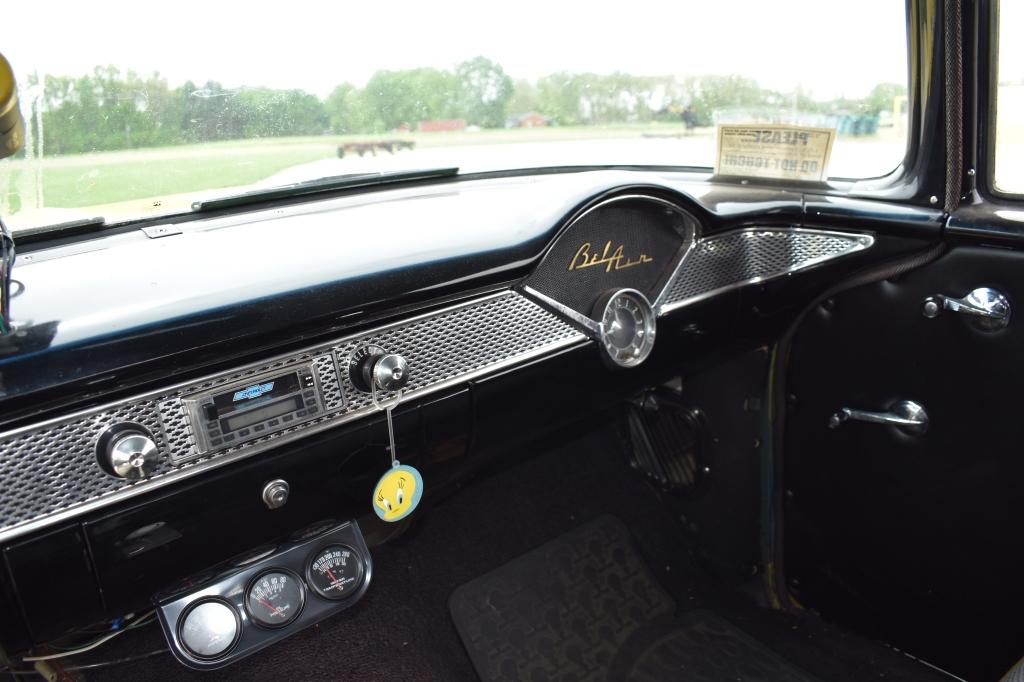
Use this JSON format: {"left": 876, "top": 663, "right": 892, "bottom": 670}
{"left": 995, "top": 1, "right": 1024, "bottom": 194}
{"left": 0, "top": 1, "right": 908, "bottom": 232}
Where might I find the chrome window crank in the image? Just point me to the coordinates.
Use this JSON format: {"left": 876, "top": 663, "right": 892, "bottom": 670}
{"left": 828, "top": 400, "right": 929, "bottom": 435}
{"left": 922, "top": 287, "right": 1011, "bottom": 330}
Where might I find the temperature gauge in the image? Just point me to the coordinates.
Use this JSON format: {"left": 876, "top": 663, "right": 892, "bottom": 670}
{"left": 307, "top": 545, "right": 365, "bottom": 600}
{"left": 244, "top": 570, "right": 304, "bottom": 628}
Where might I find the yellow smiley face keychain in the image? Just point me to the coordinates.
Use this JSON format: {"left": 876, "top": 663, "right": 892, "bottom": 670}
{"left": 373, "top": 462, "right": 423, "bottom": 522}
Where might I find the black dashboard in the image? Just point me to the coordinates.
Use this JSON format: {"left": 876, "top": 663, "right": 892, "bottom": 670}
{"left": 0, "top": 169, "right": 941, "bottom": 667}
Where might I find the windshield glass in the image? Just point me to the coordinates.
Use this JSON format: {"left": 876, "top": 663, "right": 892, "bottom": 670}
{"left": 1, "top": 1, "right": 908, "bottom": 231}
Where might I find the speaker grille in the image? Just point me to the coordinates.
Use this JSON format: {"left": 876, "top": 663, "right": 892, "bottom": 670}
{"left": 623, "top": 391, "right": 703, "bottom": 492}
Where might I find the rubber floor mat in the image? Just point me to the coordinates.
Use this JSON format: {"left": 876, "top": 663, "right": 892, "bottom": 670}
{"left": 616, "top": 610, "right": 819, "bottom": 682}
{"left": 449, "top": 515, "right": 817, "bottom": 682}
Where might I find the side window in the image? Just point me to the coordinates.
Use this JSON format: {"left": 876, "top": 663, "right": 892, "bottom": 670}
{"left": 994, "top": 1, "right": 1023, "bottom": 194}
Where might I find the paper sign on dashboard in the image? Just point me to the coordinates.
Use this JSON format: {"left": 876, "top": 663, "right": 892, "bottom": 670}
{"left": 715, "top": 124, "right": 835, "bottom": 182}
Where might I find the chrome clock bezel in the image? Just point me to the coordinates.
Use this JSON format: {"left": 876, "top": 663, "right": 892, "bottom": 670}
{"left": 594, "top": 288, "right": 656, "bottom": 368}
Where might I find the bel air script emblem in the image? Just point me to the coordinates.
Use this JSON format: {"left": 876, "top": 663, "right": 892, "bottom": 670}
{"left": 568, "top": 241, "right": 653, "bottom": 273}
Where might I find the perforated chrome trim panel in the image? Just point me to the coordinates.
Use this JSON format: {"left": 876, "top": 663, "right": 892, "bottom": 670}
{"left": 158, "top": 398, "right": 196, "bottom": 460}
{"left": 336, "top": 294, "right": 575, "bottom": 412}
{"left": 659, "top": 228, "right": 873, "bottom": 313}
{"left": 0, "top": 402, "right": 170, "bottom": 533}
{"left": 312, "top": 353, "right": 346, "bottom": 413}
{"left": 0, "top": 291, "right": 585, "bottom": 541}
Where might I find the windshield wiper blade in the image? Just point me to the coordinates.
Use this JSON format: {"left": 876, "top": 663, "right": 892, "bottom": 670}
{"left": 13, "top": 216, "right": 107, "bottom": 244}
{"left": 191, "top": 167, "right": 460, "bottom": 212}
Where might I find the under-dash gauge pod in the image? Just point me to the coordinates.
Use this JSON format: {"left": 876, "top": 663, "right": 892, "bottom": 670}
{"left": 593, "top": 288, "right": 656, "bottom": 368}
{"left": 348, "top": 345, "right": 410, "bottom": 393}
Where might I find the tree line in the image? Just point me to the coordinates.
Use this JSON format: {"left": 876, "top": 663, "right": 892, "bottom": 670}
{"left": 21, "top": 59, "right": 905, "bottom": 156}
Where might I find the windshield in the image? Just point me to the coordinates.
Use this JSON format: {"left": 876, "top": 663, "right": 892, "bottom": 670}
{"left": 1, "top": 1, "right": 908, "bottom": 232}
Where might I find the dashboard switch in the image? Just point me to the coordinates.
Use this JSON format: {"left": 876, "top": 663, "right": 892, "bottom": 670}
{"left": 261, "top": 479, "right": 290, "bottom": 510}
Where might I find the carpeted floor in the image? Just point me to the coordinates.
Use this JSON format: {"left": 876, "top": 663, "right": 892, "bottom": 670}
{"left": 13, "top": 422, "right": 953, "bottom": 681}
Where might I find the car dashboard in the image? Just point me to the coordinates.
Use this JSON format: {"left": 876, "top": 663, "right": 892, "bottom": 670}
{"left": 0, "top": 169, "right": 936, "bottom": 669}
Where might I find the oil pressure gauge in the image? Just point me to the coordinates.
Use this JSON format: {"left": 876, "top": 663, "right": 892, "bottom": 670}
{"left": 307, "top": 545, "right": 366, "bottom": 600}
{"left": 594, "top": 289, "right": 656, "bottom": 368}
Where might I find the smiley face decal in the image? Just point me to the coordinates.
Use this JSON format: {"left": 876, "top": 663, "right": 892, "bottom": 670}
{"left": 372, "top": 463, "right": 423, "bottom": 522}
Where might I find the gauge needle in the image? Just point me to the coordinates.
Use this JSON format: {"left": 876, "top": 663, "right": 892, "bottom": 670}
{"left": 326, "top": 569, "right": 338, "bottom": 583}
{"left": 259, "top": 598, "right": 285, "bottom": 617}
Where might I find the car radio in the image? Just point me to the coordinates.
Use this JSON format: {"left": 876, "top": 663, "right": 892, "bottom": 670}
{"left": 183, "top": 364, "right": 327, "bottom": 455}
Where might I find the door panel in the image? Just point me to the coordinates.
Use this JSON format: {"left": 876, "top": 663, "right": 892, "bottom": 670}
{"left": 783, "top": 245, "right": 1024, "bottom": 681}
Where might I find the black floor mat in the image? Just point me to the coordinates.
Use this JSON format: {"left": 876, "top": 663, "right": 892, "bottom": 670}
{"left": 450, "top": 515, "right": 817, "bottom": 682}
{"left": 616, "top": 611, "right": 817, "bottom": 682}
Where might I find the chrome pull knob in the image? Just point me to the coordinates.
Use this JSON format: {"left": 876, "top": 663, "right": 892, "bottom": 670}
{"left": 828, "top": 400, "right": 929, "bottom": 435}
{"left": 922, "top": 287, "right": 1011, "bottom": 330}
{"left": 103, "top": 429, "right": 160, "bottom": 479}
{"left": 371, "top": 353, "right": 409, "bottom": 392}
{"left": 349, "top": 345, "right": 410, "bottom": 393}
{"left": 261, "top": 479, "right": 290, "bottom": 509}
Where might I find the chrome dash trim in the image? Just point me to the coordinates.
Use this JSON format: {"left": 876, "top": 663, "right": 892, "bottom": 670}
{"left": 658, "top": 228, "right": 874, "bottom": 315}
{"left": 0, "top": 290, "right": 587, "bottom": 543}
{"left": 521, "top": 285, "right": 600, "bottom": 334}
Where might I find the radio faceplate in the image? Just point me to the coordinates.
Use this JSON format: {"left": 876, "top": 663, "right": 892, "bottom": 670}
{"left": 183, "top": 363, "right": 329, "bottom": 457}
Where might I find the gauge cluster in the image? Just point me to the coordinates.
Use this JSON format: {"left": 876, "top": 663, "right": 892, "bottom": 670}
{"left": 156, "top": 520, "right": 371, "bottom": 670}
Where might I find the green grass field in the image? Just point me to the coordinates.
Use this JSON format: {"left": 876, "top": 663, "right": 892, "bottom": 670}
{"left": 1, "top": 142, "right": 338, "bottom": 212}
{"left": 0, "top": 123, "right": 699, "bottom": 214}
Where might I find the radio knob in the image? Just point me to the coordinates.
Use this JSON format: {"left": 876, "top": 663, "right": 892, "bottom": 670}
{"left": 371, "top": 354, "right": 409, "bottom": 392}
{"left": 350, "top": 346, "right": 410, "bottom": 393}
{"left": 101, "top": 427, "right": 159, "bottom": 480}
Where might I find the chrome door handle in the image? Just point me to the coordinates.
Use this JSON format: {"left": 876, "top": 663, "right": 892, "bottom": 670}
{"left": 922, "top": 287, "right": 1011, "bottom": 330}
{"left": 828, "top": 400, "right": 929, "bottom": 435}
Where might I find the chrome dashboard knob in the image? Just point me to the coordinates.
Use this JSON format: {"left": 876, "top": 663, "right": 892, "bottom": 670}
{"left": 261, "top": 479, "right": 290, "bottom": 509}
{"left": 102, "top": 428, "right": 159, "bottom": 479}
{"left": 349, "top": 345, "right": 410, "bottom": 393}
{"left": 371, "top": 354, "right": 409, "bottom": 392}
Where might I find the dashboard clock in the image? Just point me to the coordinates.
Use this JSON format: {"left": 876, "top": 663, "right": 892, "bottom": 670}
{"left": 593, "top": 289, "right": 656, "bottom": 368}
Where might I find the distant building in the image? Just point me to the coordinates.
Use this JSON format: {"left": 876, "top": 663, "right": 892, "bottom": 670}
{"left": 506, "top": 112, "right": 550, "bottom": 128}
{"left": 417, "top": 119, "right": 466, "bottom": 132}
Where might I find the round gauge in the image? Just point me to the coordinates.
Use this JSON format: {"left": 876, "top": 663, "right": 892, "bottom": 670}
{"left": 244, "top": 569, "right": 305, "bottom": 628}
{"left": 594, "top": 289, "right": 656, "bottom": 368}
{"left": 178, "top": 598, "right": 240, "bottom": 660}
{"left": 307, "top": 545, "right": 366, "bottom": 601}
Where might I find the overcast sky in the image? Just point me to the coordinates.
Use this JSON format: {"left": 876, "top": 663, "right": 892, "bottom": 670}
{"left": 4, "top": 0, "right": 1014, "bottom": 100}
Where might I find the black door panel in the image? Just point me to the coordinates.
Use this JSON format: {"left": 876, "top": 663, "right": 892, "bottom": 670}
{"left": 784, "top": 245, "right": 1024, "bottom": 681}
